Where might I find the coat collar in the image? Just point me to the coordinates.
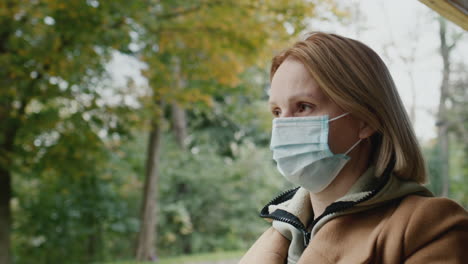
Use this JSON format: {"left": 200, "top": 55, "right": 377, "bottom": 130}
{"left": 260, "top": 166, "right": 433, "bottom": 247}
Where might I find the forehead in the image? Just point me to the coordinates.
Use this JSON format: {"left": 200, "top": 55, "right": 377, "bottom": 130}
{"left": 269, "top": 58, "right": 326, "bottom": 103}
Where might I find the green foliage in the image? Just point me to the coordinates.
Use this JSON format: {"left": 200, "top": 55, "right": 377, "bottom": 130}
{"left": 423, "top": 141, "right": 443, "bottom": 196}
{"left": 0, "top": 0, "right": 141, "bottom": 171}
{"left": 423, "top": 138, "right": 468, "bottom": 207}
{"left": 101, "top": 250, "right": 243, "bottom": 264}
{"left": 156, "top": 136, "right": 287, "bottom": 256}
{"left": 12, "top": 116, "right": 139, "bottom": 263}
{"left": 138, "top": 0, "right": 339, "bottom": 108}
{"left": 10, "top": 75, "right": 292, "bottom": 263}
{"left": 426, "top": 62, "right": 468, "bottom": 206}
{"left": 187, "top": 69, "right": 273, "bottom": 157}
{"left": 1, "top": 2, "right": 142, "bottom": 262}
{"left": 448, "top": 137, "right": 468, "bottom": 208}
{"left": 446, "top": 63, "right": 468, "bottom": 207}
{"left": 12, "top": 131, "right": 288, "bottom": 263}
{"left": 1, "top": 0, "right": 350, "bottom": 263}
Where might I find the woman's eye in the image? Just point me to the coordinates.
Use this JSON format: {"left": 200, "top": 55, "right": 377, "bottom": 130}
{"left": 272, "top": 108, "right": 281, "bottom": 117}
{"left": 298, "top": 103, "right": 314, "bottom": 112}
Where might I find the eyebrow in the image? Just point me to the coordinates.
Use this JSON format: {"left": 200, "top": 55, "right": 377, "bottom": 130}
{"left": 268, "top": 92, "right": 317, "bottom": 106}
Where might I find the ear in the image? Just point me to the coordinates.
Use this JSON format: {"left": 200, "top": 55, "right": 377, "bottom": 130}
{"left": 358, "top": 120, "right": 376, "bottom": 139}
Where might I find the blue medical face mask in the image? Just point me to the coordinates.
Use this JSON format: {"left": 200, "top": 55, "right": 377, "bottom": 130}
{"left": 270, "top": 113, "right": 362, "bottom": 193}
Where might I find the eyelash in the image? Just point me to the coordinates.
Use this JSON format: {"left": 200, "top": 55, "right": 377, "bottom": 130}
{"left": 271, "top": 103, "right": 314, "bottom": 117}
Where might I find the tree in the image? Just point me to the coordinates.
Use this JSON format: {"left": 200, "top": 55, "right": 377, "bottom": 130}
{"left": 379, "top": 3, "right": 426, "bottom": 125}
{"left": 0, "top": 1, "right": 139, "bottom": 262}
{"left": 436, "top": 17, "right": 464, "bottom": 197}
{"left": 445, "top": 62, "right": 468, "bottom": 206}
{"left": 132, "top": 0, "right": 346, "bottom": 260}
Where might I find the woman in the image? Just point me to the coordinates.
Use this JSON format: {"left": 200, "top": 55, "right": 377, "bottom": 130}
{"left": 239, "top": 32, "right": 468, "bottom": 264}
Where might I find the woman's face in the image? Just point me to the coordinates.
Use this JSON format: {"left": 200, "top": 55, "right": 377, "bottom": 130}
{"left": 268, "top": 57, "right": 362, "bottom": 155}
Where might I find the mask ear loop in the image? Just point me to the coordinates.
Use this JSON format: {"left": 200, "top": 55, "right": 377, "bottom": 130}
{"left": 329, "top": 112, "right": 349, "bottom": 122}
{"left": 344, "top": 139, "right": 363, "bottom": 155}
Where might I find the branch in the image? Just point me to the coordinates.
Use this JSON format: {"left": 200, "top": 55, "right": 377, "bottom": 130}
{"left": 448, "top": 32, "right": 465, "bottom": 51}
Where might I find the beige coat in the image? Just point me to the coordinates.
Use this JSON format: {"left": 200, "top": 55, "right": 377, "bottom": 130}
{"left": 240, "top": 167, "right": 468, "bottom": 264}
{"left": 240, "top": 195, "right": 468, "bottom": 263}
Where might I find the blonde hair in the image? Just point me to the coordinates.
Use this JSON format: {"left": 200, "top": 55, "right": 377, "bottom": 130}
{"left": 271, "top": 32, "right": 426, "bottom": 183}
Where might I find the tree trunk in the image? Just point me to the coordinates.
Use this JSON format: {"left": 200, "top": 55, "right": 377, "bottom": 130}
{"left": 171, "top": 103, "right": 187, "bottom": 149}
{"left": 0, "top": 91, "right": 28, "bottom": 264}
{"left": 136, "top": 116, "right": 163, "bottom": 261}
{"left": 437, "top": 17, "right": 451, "bottom": 197}
{"left": 407, "top": 70, "right": 417, "bottom": 125}
{"left": 0, "top": 118, "right": 20, "bottom": 264}
{"left": 0, "top": 168, "right": 11, "bottom": 264}
{"left": 171, "top": 56, "right": 188, "bottom": 149}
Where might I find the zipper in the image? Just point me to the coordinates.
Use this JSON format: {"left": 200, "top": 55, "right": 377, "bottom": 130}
{"left": 259, "top": 187, "right": 310, "bottom": 245}
{"left": 260, "top": 163, "right": 394, "bottom": 247}
{"left": 262, "top": 186, "right": 300, "bottom": 211}
{"left": 304, "top": 178, "right": 386, "bottom": 245}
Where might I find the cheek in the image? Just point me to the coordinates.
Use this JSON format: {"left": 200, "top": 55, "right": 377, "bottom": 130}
{"left": 327, "top": 120, "right": 360, "bottom": 154}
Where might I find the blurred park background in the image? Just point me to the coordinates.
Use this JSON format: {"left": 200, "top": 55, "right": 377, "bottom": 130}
{"left": 0, "top": 0, "right": 467, "bottom": 263}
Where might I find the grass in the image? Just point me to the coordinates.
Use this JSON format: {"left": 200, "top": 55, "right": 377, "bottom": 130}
{"left": 102, "top": 250, "right": 244, "bottom": 264}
